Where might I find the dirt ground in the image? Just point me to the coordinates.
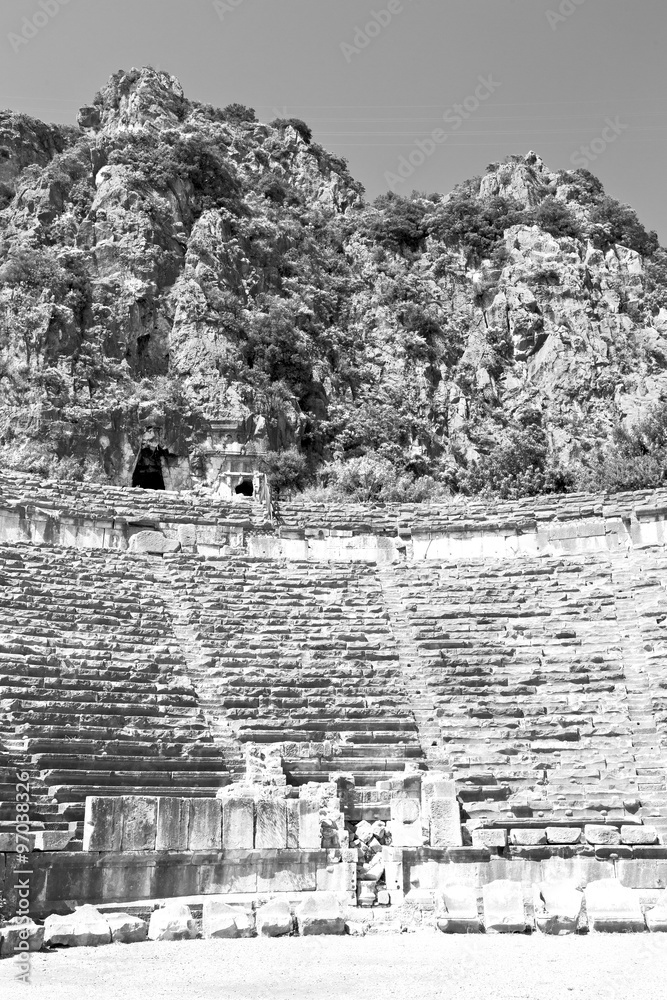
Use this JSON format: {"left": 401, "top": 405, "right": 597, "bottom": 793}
{"left": 2, "top": 933, "right": 666, "bottom": 1000}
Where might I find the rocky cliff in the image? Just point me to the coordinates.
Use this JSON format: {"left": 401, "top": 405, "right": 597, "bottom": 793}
{"left": 1, "top": 67, "right": 666, "bottom": 499}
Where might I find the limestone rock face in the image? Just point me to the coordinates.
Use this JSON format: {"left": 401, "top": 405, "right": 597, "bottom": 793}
{"left": 43, "top": 905, "right": 112, "bottom": 948}
{"left": 1, "top": 72, "right": 665, "bottom": 494}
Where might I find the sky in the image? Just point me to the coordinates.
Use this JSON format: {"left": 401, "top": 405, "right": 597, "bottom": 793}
{"left": 1, "top": 0, "right": 666, "bottom": 239}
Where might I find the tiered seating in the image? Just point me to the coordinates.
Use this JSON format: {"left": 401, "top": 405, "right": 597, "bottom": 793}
{"left": 381, "top": 554, "right": 665, "bottom": 830}
{"left": 0, "top": 544, "right": 232, "bottom": 830}
{"left": 278, "top": 487, "right": 667, "bottom": 537}
{"left": 162, "top": 554, "right": 424, "bottom": 784}
{"left": 0, "top": 470, "right": 270, "bottom": 529}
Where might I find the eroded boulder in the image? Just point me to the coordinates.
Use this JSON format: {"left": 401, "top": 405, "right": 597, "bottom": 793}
{"left": 202, "top": 901, "right": 254, "bottom": 939}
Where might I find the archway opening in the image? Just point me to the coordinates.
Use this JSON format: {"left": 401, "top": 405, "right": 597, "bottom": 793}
{"left": 235, "top": 479, "right": 254, "bottom": 497}
{"left": 132, "top": 448, "right": 165, "bottom": 491}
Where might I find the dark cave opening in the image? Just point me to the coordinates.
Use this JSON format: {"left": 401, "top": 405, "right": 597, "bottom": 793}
{"left": 132, "top": 448, "right": 166, "bottom": 490}
{"left": 235, "top": 479, "right": 254, "bottom": 497}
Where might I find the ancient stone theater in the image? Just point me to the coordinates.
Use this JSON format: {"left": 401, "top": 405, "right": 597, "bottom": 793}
{"left": 1, "top": 472, "right": 667, "bottom": 942}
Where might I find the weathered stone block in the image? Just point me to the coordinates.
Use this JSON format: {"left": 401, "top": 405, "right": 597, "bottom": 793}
{"left": 148, "top": 903, "right": 198, "bottom": 941}
{"left": 585, "top": 878, "right": 645, "bottom": 932}
{"left": 105, "top": 913, "right": 148, "bottom": 944}
{"left": 0, "top": 918, "right": 44, "bottom": 957}
{"left": 316, "top": 861, "right": 357, "bottom": 894}
{"left": 510, "top": 828, "right": 547, "bottom": 846}
{"left": 156, "top": 797, "right": 191, "bottom": 851}
{"left": 128, "top": 530, "right": 180, "bottom": 554}
{"left": 295, "top": 893, "right": 345, "bottom": 936}
{"left": 188, "top": 799, "right": 222, "bottom": 851}
{"left": 257, "top": 899, "right": 293, "bottom": 937}
{"left": 646, "top": 895, "right": 667, "bottom": 932}
{"left": 620, "top": 825, "right": 658, "bottom": 845}
{"left": 546, "top": 827, "right": 582, "bottom": 845}
{"left": 437, "top": 884, "right": 482, "bottom": 933}
{"left": 120, "top": 796, "right": 158, "bottom": 852}
{"left": 298, "top": 799, "right": 321, "bottom": 850}
{"left": 286, "top": 799, "right": 300, "bottom": 849}
{"left": 44, "top": 905, "right": 112, "bottom": 948}
{"left": 429, "top": 798, "right": 462, "bottom": 849}
{"left": 222, "top": 798, "right": 254, "bottom": 849}
{"left": 534, "top": 882, "right": 583, "bottom": 935}
{"left": 472, "top": 828, "right": 507, "bottom": 850}
{"left": 202, "top": 900, "right": 250, "bottom": 939}
{"left": 255, "top": 799, "right": 287, "bottom": 850}
{"left": 584, "top": 825, "right": 621, "bottom": 846}
{"left": 83, "top": 797, "right": 122, "bottom": 852}
{"left": 482, "top": 880, "right": 528, "bottom": 933}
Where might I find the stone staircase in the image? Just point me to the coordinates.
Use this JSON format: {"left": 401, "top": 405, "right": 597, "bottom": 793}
{"left": 159, "top": 553, "right": 425, "bottom": 785}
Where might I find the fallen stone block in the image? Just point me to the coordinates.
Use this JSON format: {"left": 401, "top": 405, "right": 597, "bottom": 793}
{"left": 105, "top": 913, "right": 148, "bottom": 944}
{"left": 256, "top": 899, "right": 293, "bottom": 937}
{"left": 295, "top": 893, "right": 345, "bottom": 936}
{"left": 128, "top": 530, "right": 180, "bottom": 554}
{"left": 534, "top": 882, "right": 583, "bottom": 935}
{"left": 437, "top": 884, "right": 482, "bottom": 933}
{"left": 482, "top": 880, "right": 528, "bottom": 934}
{"left": 646, "top": 896, "right": 667, "bottom": 932}
{"left": 148, "top": 903, "right": 198, "bottom": 942}
{"left": 201, "top": 900, "right": 253, "bottom": 939}
{"left": 0, "top": 918, "right": 44, "bottom": 958}
{"left": 44, "top": 905, "right": 112, "bottom": 948}
{"left": 585, "top": 879, "right": 645, "bottom": 932}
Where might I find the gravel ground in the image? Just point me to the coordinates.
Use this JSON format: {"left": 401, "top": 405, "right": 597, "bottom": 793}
{"left": 2, "top": 934, "right": 666, "bottom": 1000}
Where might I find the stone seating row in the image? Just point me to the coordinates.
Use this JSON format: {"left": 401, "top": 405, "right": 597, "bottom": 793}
{"left": 161, "top": 554, "right": 424, "bottom": 784}
{"left": 381, "top": 553, "right": 667, "bottom": 835}
{"left": 0, "top": 543, "right": 233, "bottom": 821}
